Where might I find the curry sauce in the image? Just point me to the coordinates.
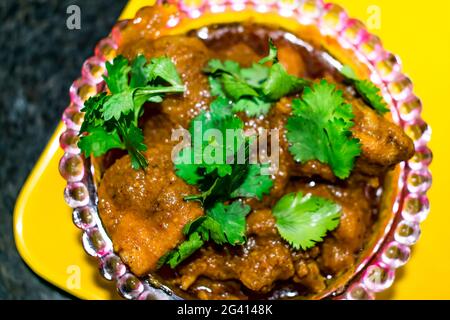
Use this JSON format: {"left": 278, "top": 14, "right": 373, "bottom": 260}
{"left": 96, "top": 19, "right": 414, "bottom": 300}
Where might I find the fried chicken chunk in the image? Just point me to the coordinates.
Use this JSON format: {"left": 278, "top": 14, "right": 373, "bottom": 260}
{"left": 270, "top": 97, "right": 415, "bottom": 181}
{"left": 97, "top": 144, "right": 203, "bottom": 276}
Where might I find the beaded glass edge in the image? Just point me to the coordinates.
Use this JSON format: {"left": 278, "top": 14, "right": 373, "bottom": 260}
{"left": 58, "top": 0, "right": 432, "bottom": 300}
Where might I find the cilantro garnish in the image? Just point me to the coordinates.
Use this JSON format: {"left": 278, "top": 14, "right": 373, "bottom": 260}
{"left": 205, "top": 39, "right": 309, "bottom": 117}
{"left": 258, "top": 39, "right": 279, "bottom": 65}
{"left": 78, "top": 55, "right": 184, "bottom": 169}
{"left": 157, "top": 232, "right": 204, "bottom": 269}
{"left": 261, "top": 63, "right": 309, "bottom": 101}
{"left": 206, "top": 201, "right": 251, "bottom": 245}
{"left": 162, "top": 95, "right": 273, "bottom": 268}
{"left": 341, "top": 65, "right": 390, "bottom": 114}
{"left": 273, "top": 192, "right": 342, "bottom": 250}
{"left": 77, "top": 127, "right": 123, "bottom": 157}
{"left": 158, "top": 201, "right": 251, "bottom": 268}
{"left": 174, "top": 97, "right": 244, "bottom": 185}
{"left": 175, "top": 97, "right": 273, "bottom": 207}
{"left": 286, "top": 80, "right": 362, "bottom": 179}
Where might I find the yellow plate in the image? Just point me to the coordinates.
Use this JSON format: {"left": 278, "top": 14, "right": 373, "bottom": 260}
{"left": 13, "top": 0, "right": 450, "bottom": 300}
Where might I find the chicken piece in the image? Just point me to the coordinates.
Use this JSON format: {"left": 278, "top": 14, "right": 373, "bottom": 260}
{"left": 246, "top": 210, "right": 327, "bottom": 294}
{"left": 246, "top": 210, "right": 323, "bottom": 293}
{"left": 235, "top": 237, "right": 295, "bottom": 293}
{"left": 141, "top": 109, "right": 179, "bottom": 146}
{"left": 319, "top": 238, "right": 355, "bottom": 274}
{"left": 119, "top": 35, "right": 213, "bottom": 128}
{"left": 211, "top": 42, "right": 262, "bottom": 67}
{"left": 277, "top": 43, "right": 307, "bottom": 77}
{"left": 293, "top": 259, "right": 326, "bottom": 293}
{"left": 351, "top": 98, "right": 415, "bottom": 175}
{"left": 177, "top": 247, "right": 235, "bottom": 290}
{"left": 97, "top": 144, "right": 203, "bottom": 276}
{"left": 246, "top": 209, "right": 277, "bottom": 237}
{"left": 269, "top": 95, "right": 414, "bottom": 181}
{"left": 177, "top": 236, "right": 295, "bottom": 294}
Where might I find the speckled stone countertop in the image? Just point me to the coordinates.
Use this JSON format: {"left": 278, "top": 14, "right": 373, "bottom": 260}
{"left": 0, "top": 0, "right": 126, "bottom": 299}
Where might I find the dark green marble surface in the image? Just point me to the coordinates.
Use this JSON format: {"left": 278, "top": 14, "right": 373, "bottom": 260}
{"left": 0, "top": 0, "right": 126, "bottom": 299}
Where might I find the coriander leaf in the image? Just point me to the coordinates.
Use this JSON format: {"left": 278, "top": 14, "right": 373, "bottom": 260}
{"left": 78, "top": 127, "right": 124, "bottom": 157}
{"left": 205, "top": 59, "right": 241, "bottom": 77}
{"left": 133, "top": 85, "right": 184, "bottom": 112}
{"left": 262, "top": 63, "right": 310, "bottom": 101}
{"left": 198, "top": 216, "right": 225, "bottom": 244}
{"left": 122, "top": 124, "right": 148, "bottom": 170}
{"left": 287, "top": 115, "right": 328, "bottom": 163}
{"left": 209, "top": 96, "right": 233, "bottom": 120}
{"left": 183, "top": 140, "right": 251, "bottom": 206}
{"left": 159, "top": 232, "right": 205, "bottom": 268}
{"left": 103, "top": 56, "right": 130, "bottom": 94}
{"left": 185, "top": 162, "right": 249, "bottom": 207}
{"left": 204, "top": 59, "right": 226, "bottom": 74}
{"left": 340, "top": 65, "right": 389, "bottom": 114}
{"left": 232, "top": 97, "right": 272, "bottom": 117}
{"left": 130, "top": 55, "right": 149, "bottom": 88}
{"left": 175, "top": 147, "right": 203, "bottom": 185}
{"left": 258, "top": 38, "right": 278, "bottom": 65}
{"left": 102, "top": 90, "right": 135, "bottom": 121}
{"left": 79, "top": 54, "right": 185, "bottom": 170}
{"left": 146, "top": 95, "right": 163, "bottom": 103}
{"left": 204, "top": 40, "right": 310, "bottom": 117}
{"left": 124, "top": 123, "right": 147, "bottom": 151}
{"left": 207, "top": 201, "right": 251, "bottom": 245}
{"left": 208, "top": 76, "right": 226, "bottom": 97}
{"left": 182, "top": 216, "right": 208, "bottom": 235}
{"left": 273, "top": 192, "right": 342, "bottom": 250}
{"left": 286, "top": 80, "right": 361, "bottom": 179}
{"left": 148, "top": 56, "right": 183, "bottom": 87}
{"left": 241, "top": 63, "right": 270, "bottom": 88}
{"left": 325, "top": 118, "right": 362, "bottom": 178}
{"left": 231, "top": 164, "right": 273, "bottom": 200}
{"left": 179, "top": 115, "right": 272, "bottom": 206}
{"left": 354, "top": 80, "right": 390, "bottom": 114}
{"left": 221, "top": 74, "right": 259, "bottom": 100}
{"left": 160, "top": 201, "right": 251, "bottom": 268}
{"left": 80, "top": 93, "right": 109, "bottom": 133}
{"left": 177, "top": 106, "right": 245, "bottom": 182}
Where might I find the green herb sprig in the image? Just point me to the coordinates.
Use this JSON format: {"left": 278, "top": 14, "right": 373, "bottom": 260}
{"left": 273, "top": 192, "right": 342, "bottom": 250}
{"left": 286, "top": 80, "right": 362, "bottom": 179}
{"left": 340, "top": 65, "right": 390, "bottom": 114}
{"left": 159, "top": 96, "right": 273, "bottom": 268}
{"left": 205, "top": 39, "right": 310, "bottom": 117}
{"left": 175, "top": 97, "right": 273, "bottom": 207}
{"left": 159, "top": 201, "right": 251, "bottom": 268}
{"left": 78, "top": 55, "right": 185, "bottom": 169}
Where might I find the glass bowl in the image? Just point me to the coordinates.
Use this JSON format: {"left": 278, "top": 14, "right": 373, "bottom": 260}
{"left": 58, "top": 0, "right": 432, "bottom": 300}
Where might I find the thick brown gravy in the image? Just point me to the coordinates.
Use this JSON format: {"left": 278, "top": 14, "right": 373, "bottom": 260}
{"left": 96, "top": 21, "right": 414, "bottom": 300}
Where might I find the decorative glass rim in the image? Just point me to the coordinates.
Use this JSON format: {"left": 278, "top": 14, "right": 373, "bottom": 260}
{"left": 58, "top": 0, "right": 432, "bottom": 300}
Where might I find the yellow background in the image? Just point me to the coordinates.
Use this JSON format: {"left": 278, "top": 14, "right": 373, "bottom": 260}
{"left": 13, "top": 0, "right": 450, "bottom": 299}
{"left": 333, "top": 0, "right": 450, "bottom": 299}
